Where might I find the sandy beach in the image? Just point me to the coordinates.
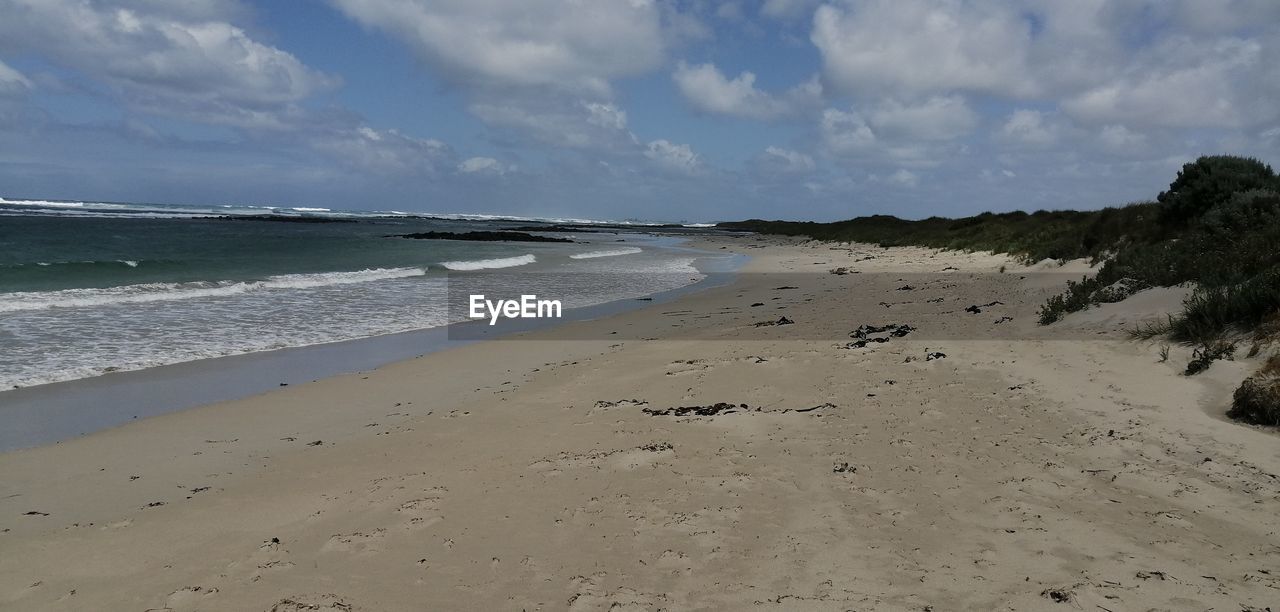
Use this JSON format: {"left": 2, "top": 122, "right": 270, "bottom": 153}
{"left": 2, "top": 235, "right": 1278, "bottom": 611}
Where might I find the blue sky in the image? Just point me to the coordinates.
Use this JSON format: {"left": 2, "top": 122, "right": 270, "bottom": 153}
{"left": 0, "top": 0, "right": 1278, "bottom": 222}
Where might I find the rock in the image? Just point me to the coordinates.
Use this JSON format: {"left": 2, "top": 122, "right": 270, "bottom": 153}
{"left": 925, "top": 352, "right": 947, "bottom": 361}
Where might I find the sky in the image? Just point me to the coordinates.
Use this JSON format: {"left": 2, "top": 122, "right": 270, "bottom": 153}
{"left": 0, "top": 1, "right": 1278, "bottom": 222}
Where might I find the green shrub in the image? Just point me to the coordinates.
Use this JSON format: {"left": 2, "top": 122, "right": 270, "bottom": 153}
{"left": 1157, "top": 156, "right": 1278, "bottom": 226}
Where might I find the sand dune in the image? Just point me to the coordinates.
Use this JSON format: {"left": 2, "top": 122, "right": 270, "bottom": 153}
{"left": 1, "top": 236, "right": 1277, "bottom": 610}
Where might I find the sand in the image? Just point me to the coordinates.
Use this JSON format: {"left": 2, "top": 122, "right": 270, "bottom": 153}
{"left": 1, "top": 236, "right": 1278, "bottom": 611}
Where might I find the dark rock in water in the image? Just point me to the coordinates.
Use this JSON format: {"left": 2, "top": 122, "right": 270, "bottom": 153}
{"left": 389, "top": 231, "right": 573, "bottom": 243}
{"left": 750, "top": 302, "right": 765, "bottom": 307}
{"left": 643, "top": 403, "right": 750, "bottom": 417}
{"left": 897, "top": 285, "right": 914, "bottom": 291}
{"left": 829, "top": 267, "right": 854, "bottom": 275}
{"left": 639, "top": 442, "right": 674, "bottom": 452}
{"left": 772, "top": 286, "right": 799, "bottom": 290}
{"left": 965, "top": 305, "right": 983, "bottom": 314}
{"left": 925, "top": 352, "right": 947, "bottom": 361}
{"left": 832, "top": 462, "right": 856, "bottom": 473}
{"left": 776, "top": 316, "right": 794, "bottom": 325}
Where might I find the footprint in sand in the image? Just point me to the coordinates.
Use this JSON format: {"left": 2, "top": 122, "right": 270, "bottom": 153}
{"left": 269, "top": 593, "right": 353, "bottom": 612}
{"left": 567, "top": 573, "right": 670, "bottom": 612}
{"left": 322, "top": 528, "right": 387, "bottom": 554}
{"left": 162, "top": 585, "right": 219, "bottom": 611}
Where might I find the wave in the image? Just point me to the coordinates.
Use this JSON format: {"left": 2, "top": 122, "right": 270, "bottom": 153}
{"left": 569, "top": 247, "right": 643, "bottom": 259}
{"left": 439, "top": 254, "right": 536, "bottom": 271}
{"left": 0, "top": 267, "right": 426, "bottom": 313}
{"left": 3, "top": 258, "right": 151, "bottom": 269}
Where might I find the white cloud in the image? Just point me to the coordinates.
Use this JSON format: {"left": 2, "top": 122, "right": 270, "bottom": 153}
{"left": 645, "top": 139, "right": 701, "bottom": 174}
{"left": 309, "top": 125, "right": 454, "bottom": 174}
{"left": 457, "top": 156, "right": 510, "bottom": 175}
{"left": 756, "top": 146, "right": 816, "bottom": 175}
{"left": 820, "top": 108, "right": 876, "bottom": 154}
{"left": 1063, "top": 37, "right": 1276, "bottom": 128}
{"left": 760, "top": 0, "right": 822, "bottom": 20}
{"left": 469, "top": 99, "right": 638, "bottom": 150}
{"left": 329, "top": 0, "right": 665, "bottom": 96}
{"left": 0, "top": 0, "right": 338, "bottom": 126}
{"left": 873, "top": 168, "right": 919, "bottom": 188}
{"left": 812, "top": 0, "right": 1036, "bottom": 98}
{"left": 0, "top": 60, "right": 33, "bottom": 95}
{"left": 867, "top": 96, "right": 977, "bottom": 141}
{"left": 1097, "top": 124, "right": 1146, "bottom": 153}
{"left": 997, "top": 109, "right": 1059, "bottom": 146}
{"left": 672, "top": 61, "right": 820, "bottom": 120}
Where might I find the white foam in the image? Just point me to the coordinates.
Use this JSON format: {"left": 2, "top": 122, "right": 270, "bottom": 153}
{"left": 291, "top": 207, "right": 331, "bottom": 212}
{"left": 569, "top": 247, "right": 643, "bottom": 259}
{"left": 439, "top": 254, "right": 536, "bottom": 271}
{"left": 0, "top": 267, "right": 426, "bottom": 312}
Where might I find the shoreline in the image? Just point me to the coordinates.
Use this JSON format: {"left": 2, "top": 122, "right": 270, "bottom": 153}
{"left": 0, "top": 236, "right": 745, "bottom": 452}
{"left": 2, "top": 235, "right": 1278, "bottom": 610}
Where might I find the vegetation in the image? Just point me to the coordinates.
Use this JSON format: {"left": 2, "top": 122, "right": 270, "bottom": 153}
{"left": 1229, "top": 354, "right": 1280, "bottom": 426}
{"left": 721, "top": 203, "right": 1165, "bottom": 265}
{"left": 722, "top": 155, "right": 1280, "bottom": 426}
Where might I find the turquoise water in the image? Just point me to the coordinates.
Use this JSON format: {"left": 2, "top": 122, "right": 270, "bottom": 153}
{"left": 0, "top": 199, "right": 715, "bottom": 389}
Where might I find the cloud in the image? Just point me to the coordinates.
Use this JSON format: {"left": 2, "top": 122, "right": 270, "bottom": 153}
{"left": 812, "top": 0, "right": 1036, "bottom": 98}
{"left": 329, "top": 0, "right": 665, "bottom": 96}
{"left": 645, "top": 139, "right": 701, "bottom": 174}
{"left": 672, "top": 61, "right": 820, "bottom": 120}
{"left": 997, "top": 109, "right": 1059, "bottom": 147}
{"left": 0, "top": 59, "right": 32, "bottom": 95}
{"left": 0, "top": 0, "right": 338, "bottom": 127}
{"left": 867, "top": 96, "right": 977, "bottom": 141}
{"left": 820, "top": 108, "right": 876, "bottom": 154}
{"left": 1063, "top": 37, "right": 1277, "bottom": 129}
{"left": 457, "top": 156, "right": 511, "bottom": 175}
{"left": 307, "top": 124, "right": 455, "bottom": 175}
{"left": 469, "top": 98, "right": 638, "bottom": 151}
{"left": 754, "top": 146, "right": 816, "bottom": 175}
{"left": 760, "top": 0, "right": 822, "bottom": 20}
{"left": 871, "top": 168, "right": 919, "bottom": 188}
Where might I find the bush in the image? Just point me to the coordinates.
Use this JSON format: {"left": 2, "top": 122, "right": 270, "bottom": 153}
{"left": 1228, "top": 355, "right": 1280, "bottom": 425}
{"left": 1157, "top": 156, "right": 1278, "bottom": 226}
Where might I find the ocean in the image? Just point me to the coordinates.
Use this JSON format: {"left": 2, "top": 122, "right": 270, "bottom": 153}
{"left": 0, "top": 197, "right": 722, "bottom": 390}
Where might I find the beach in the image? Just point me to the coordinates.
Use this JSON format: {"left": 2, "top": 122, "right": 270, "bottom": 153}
{"left": 2, "top": 235, "right": 1278, "bottom": 611}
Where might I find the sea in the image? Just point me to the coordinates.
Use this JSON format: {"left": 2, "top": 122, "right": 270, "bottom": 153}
{"left": 0, "top": 197, "right": 725, "bottom": 391}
